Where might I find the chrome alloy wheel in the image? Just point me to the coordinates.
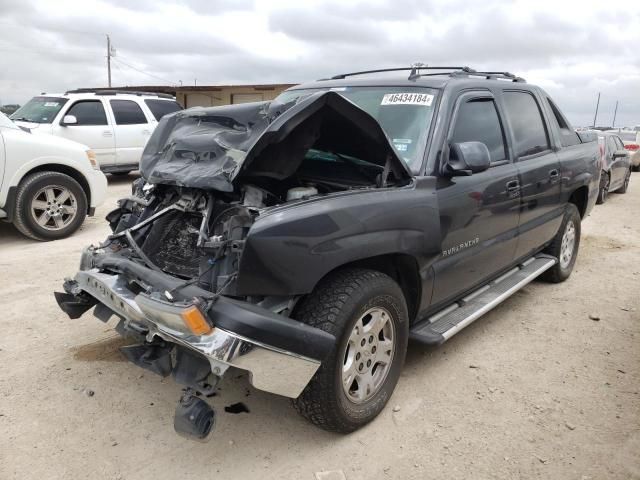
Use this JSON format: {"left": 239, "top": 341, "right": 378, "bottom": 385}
{"left": 559, "top": 220, "right": 576, "bottom": 269}
{"left": 342, "top": 307, "right": 395, "bottom": 403}
{"left": 30, "top": 185, "right": 78, "bottom": 231}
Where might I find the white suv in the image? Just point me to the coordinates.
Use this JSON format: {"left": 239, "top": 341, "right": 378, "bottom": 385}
{"left": 0, "top": 112, "right": 107, "bottom": 240}
{"left": 11, "top": 90, "right": 182, "bottom": 175}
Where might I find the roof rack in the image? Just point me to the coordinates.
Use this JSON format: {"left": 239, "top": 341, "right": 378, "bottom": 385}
{"left": 325, "top": 65, "right": 525, "bottom": 83}
{"left": 64, "top": 88, "right": 175, "bottom": 99}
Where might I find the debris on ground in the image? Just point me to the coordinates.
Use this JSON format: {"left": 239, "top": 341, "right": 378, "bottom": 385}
{"left": 224, "top": 402, "right": 250, "bottom": 414}
{"left": 588, "top": 314, "right": 601, "bottom": 321}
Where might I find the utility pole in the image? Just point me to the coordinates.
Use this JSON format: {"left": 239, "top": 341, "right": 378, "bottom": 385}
{"left": 592, "top": 92, "right": 600, "bottom": 128}
{"left": 612, "top": 100, "right": 619, "bottom": 128}
{"left": 106, "top": 34, "right": 112, "bottom": 87}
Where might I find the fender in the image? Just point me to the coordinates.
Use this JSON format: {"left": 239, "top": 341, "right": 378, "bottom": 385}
{"left": 235, "top": 177, "right": 442, "bottom": 296}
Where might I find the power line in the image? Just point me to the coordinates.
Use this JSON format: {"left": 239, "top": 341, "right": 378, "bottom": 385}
{"left": 112, "top": 56, "right": 178, "bottom": 85}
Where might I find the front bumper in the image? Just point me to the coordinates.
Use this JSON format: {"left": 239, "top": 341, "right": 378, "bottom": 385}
{"left": 87, "top": 168, "right": 108, "bottom": 211}
{"left": 59, "top": 266, "right": 333, "bottom": 398}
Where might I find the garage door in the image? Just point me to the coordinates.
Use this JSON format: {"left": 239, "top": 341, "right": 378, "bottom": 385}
{"left": 231, "top": 93, "right": 264, "bottom": 104}
{"left": 185, "top": 93, "right": 215, "bottom": 108}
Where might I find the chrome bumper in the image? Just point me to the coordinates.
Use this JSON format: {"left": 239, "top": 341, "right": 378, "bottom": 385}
{"left": 74, "top": 269, "right": 320, "bottom": 398}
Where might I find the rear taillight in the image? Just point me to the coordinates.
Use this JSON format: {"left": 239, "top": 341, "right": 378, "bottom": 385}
{"left": 625, "top": 143, "right": 639, "bottom": 151}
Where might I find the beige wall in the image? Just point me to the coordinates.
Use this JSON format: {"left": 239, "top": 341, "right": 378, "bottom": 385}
{"left": 176, "top": 85, "right": 289, "bottom": 109}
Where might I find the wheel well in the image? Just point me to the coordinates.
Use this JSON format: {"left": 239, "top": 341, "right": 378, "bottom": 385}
{"left": 569, "top": 186, "right": 588, "bottom": 218}
{"left": 319, "top": 254, "right": 422, "bottom": 322}
{"left": 24, "top": 164, "right": 91, "bottom": 212}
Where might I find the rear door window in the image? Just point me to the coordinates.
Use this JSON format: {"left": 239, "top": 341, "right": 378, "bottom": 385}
{"left": 450, "top": 98, "right": 506, "bottom": 163}
{"left": 110, "top": 100, "right": 148, "bottom": 125}
{"left": 547, "top": 98, "right": 580, "bottom": 147}
{"left": 66, "top": 100, "right": 108, "bottom": 126}
{"left": 144, "top": 99, "right": 182, "bottom": 121}
{"left": 504, "top": 91, "right": 550, "bottom": 157}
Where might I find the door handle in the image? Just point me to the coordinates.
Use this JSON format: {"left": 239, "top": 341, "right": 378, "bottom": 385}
{"left": 549, "top": 169, "right": 560, "bottom": 179}
{"left": 102, "top": 131, "right": 113, "bottom": 137}
{"left": 506, "top": 180, "right": 520, "bottom": 191}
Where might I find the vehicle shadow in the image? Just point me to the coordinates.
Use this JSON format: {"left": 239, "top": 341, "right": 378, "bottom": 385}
{"left": 106, "top": 171, "right": 140, "bottom": 186}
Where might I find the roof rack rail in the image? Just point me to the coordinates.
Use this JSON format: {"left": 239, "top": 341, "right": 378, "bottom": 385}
{"left": 329, "top": 66, "right": 475, "bottom": 80}
{"left": 449, "top": 70, "right": 526, "bottom": 82}
{"left": 325, "top": 65, "right": 525, "bottom": 83}
{"left": 64, "top": 88, "right": 175, "bottom": 99}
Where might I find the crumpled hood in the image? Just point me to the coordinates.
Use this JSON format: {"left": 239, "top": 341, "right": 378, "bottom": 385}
{"left": 140, "top": 91, "right": 412, "bottom": 191}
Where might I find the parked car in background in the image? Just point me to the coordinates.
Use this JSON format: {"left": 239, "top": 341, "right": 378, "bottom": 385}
{"left": 0, "top": 112, "right": 107, "bottom": 240}
{"left": 56, "top": 66, "right": 600, "bottom": 440}
{"left": 11, "top": 90, "right": 183, "bottom": 176}
{"left": 605, "top": 129, "right": 640, "bottom": 171}
{"left": 597, "top": 132, "right": 632, "bottom": 203}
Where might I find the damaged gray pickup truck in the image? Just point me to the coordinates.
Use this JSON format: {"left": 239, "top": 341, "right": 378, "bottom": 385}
{"left": 56, "top": 66, "right": 599, "bottom": 440}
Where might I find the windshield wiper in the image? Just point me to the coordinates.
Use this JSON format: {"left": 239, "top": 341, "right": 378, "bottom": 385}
{"left": 10, "top": 117, "right": 32, "bottom": 122}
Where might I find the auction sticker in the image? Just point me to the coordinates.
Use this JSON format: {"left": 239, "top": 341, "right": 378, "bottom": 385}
{"left": 381, "top": 93, "right": 434, "bottom": 106}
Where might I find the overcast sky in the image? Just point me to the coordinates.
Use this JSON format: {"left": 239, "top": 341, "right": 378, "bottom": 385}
{"left": 0, "top": 0, "right": 638, "bottom": 127}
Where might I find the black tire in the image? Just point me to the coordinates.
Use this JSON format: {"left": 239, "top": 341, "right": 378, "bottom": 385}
{"left": 617, "top": 168, "right": 631, "bottom": 194}
{"left": 596, "top": 171, "right": 609, "bottom": 204}
{"left": 293, "top": 268, "right": 409, "bottom": 433}
{"left": 541, "top": 203, "right": 581, "bottom": 283}
{"left": 13, "top": 171, "right": 87, "bottom": 241}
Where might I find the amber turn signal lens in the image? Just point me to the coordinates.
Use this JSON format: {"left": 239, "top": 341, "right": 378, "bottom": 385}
{"left": 181, "top": 306, "right": 213, "bottom": 335}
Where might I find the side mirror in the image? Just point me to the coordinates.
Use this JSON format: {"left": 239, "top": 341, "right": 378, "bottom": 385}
{"left": 61, "top": 114, "right": 77, "bottom": 126}
{"left": 446, "top": 141, "right": 491, "bottom": 176}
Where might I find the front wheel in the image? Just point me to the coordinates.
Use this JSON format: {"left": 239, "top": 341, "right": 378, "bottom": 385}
{"left": 596, "top": 171, "right": 609, "bottom": 204}
{"left": 293, "top": 269, "right": 409, "bottom": 433}
{"left": 541, "top": 203, "right": 581, "bottom": 283}
{"left": 13, "top": 171, "right": 87, "bottom": 241}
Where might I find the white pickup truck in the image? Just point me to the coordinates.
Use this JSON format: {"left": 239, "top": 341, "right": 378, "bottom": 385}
{"left": 11, "top": 90, "right": 182, "bottom": 175}
{"left": 0, "top": 112, "right": 107, "bottom": 240}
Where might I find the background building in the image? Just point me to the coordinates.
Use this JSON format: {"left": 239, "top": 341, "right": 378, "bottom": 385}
{"left": 103, "top": 83, "right": 295, "bottom": 108}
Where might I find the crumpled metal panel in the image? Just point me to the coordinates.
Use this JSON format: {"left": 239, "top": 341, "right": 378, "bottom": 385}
{"left": 140, "top": 91, "right": 411, "bottom": 190}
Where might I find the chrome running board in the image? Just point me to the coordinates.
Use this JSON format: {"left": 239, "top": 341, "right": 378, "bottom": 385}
{"left": 410, "top": 254, "right": 557, "bottom": 345}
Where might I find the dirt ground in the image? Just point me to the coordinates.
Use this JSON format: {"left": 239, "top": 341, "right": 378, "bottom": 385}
{"left": 0, "top": 173, "right": 638, "bottom": 480}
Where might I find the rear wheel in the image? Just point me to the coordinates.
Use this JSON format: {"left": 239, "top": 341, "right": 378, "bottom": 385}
{"left": 13, "top": 171, "right": 87, "bottom": 241}
{"left": 617, "top": 168, "right": 631, "bottom": 194}
{"left": 596, "top": 171, "right": 609, "bottom": 204}
{"left": 293, "top": 269, "right": 408, "bottom": 433}
{"left": 541, "top": 203, "right": 581, "bottom": 283}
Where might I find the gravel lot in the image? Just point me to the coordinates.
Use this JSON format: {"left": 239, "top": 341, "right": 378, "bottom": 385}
{"left": 1, "top": 173, "right": 638, "bottom": 480}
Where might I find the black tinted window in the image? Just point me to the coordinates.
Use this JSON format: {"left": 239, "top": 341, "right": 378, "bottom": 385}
{"left": 110, "top": 100, "right": 147, "bottom": 125}
{"left": 66, "top": 101, "right": 107, "bottom": 126}
{"left": 451, "top": 98, "right": 506, "bottom": 162}
{"left": 504, "top": 91, "right": 549, "bottom": 157}
{"left": 547, "top": 98, "right": 580, "bottom": 147}
{"left": 144, "top": 99, "right": 182, "bottom": 121}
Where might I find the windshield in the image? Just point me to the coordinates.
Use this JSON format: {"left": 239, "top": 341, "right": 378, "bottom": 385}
{"left": 275, "top": 86, "right": 438, "bottom": 171}
{"left": 11, "top": 96, "right": 68, "bottom": 124}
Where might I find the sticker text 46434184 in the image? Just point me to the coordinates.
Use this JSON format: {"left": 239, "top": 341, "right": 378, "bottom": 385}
{"left": 381, "top": 93, "right": 434, "bottom": 106}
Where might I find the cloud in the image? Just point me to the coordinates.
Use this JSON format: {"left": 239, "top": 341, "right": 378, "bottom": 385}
{"left": 0, "top": 0, "right": 638, "bottom": 127}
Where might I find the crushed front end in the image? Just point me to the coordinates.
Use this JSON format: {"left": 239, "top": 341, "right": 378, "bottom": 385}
{"left": 55, "top": 180, "right": 334, "bottom": 439}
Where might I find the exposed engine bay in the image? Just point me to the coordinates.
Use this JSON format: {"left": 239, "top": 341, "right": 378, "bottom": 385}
{"left": 105, "top": 180, "right": 318, "bottom": 295}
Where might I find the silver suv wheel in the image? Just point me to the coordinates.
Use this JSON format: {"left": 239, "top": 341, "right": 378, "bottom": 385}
{"left": 30, "top": 185, "right": 78, "bottom": 231}
{"left": 342, "top": 307, "right": 395, "bottom": 403}
{"left": 559, "top": 219, "right": 576, "bottom": 269}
